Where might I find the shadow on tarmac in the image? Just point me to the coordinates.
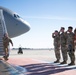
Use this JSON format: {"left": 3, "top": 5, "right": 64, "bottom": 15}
{"left": 21, "top": 63, "right": 76, "bottom": 75}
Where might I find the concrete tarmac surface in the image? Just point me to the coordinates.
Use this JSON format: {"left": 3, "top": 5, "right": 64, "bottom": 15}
{"left": 0, "top": 49, "right": 76, "bottom": 75}
{"left": 0, "top": 59, "right": 26, "bottom": 75}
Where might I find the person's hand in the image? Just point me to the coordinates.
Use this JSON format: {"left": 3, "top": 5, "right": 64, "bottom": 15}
{"left": 12, "top": 44, "right": 13, "bottom": 46}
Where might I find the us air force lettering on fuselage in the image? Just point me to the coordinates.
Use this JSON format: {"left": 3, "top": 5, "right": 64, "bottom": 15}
{"left": 0, "top": 6, "right": 30, "bottom": 38}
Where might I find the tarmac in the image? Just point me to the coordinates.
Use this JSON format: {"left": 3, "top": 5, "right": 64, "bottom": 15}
{"left": 0, "top": 50, "right": 76, "bottom": 75}
{"left": 0, "top": 59, "right": 26, "bottom": 75}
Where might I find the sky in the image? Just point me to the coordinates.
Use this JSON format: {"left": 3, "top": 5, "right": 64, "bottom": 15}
{"left": 0, "top": 0, "right": 76, "bottom": 48}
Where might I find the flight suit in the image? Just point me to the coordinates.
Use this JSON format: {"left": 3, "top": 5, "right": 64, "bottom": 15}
{"left": 3, "top": 36, "right": 13, "bottom": 60}
{"left": 60, "top": 32, "right": 67, "bottom": 64}
{"left": 67, "top": 32, "right": 75, "bottom": 65}
{"left": 52, "top": 34, "right": 60, "bottom": 62}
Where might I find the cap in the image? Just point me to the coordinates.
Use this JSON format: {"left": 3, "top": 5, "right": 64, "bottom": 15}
{"left": 68, "top": 26, "right": 73, "bottom": 29}
{"left": 74, "top": 28, "right": 76, "bottom": 33}
{"left": 55, "top": 30, "right": 58, "bottom": 32}
{"left": 61, "top": 27, "right": 65, "bottom": 30}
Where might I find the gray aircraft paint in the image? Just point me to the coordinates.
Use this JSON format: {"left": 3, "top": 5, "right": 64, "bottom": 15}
{"left": 0, "top": 6, "right": 30, "bottom": 38}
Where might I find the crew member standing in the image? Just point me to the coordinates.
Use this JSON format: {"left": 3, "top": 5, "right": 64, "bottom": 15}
{"left": 67, "top": 26, "right": 75, "bottom": 65}
{"left": 18, "top": 47, "right": 23, "bottom": 54}
{"left": 52, "top": 30, "right": 60, "bottom": 63}
{"left": 74, "top": 28, "right": 76, "bottom": 48}
{"left": 3, "top": 33, "right": 13, "bottom": 60}
{"left": 59, "top": 27, "right": 67, "bottom": 64}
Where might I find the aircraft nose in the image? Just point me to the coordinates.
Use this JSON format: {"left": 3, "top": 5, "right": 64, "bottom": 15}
{"left": 23, "top": 20, "right": 31, "bottom": 32}
{"left": 19, "top": 19, "right": 31, "bottom": 33}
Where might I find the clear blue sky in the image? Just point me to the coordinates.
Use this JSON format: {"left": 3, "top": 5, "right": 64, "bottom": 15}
{"left": 0, "top": 0, "right": 76, "bottom": 48}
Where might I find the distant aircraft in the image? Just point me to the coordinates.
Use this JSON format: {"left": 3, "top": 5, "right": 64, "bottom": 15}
{"left": 0, "top": 6, "right": 30, "bottom": 38}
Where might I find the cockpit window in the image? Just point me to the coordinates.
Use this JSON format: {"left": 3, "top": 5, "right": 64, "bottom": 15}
{"left": 14, "top": 14, "right": 20, "bottom": 18}
{"left": 17, "top": 15, "right": 20, "bottom": 18}
{"left": 14, "top": 14, "right": 17, "bottom": 18}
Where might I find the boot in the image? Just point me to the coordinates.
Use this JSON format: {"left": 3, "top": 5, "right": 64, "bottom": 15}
{"left": 68, "top": 62, "right": 75, "bottom": 66}
{"left": 54, "top": 60, "right": 60, "bottom": 63}
{"left": 60, "top": 60, "right": 67, "bottom": 64}
{"left": 3, "top": 55, "right": 8, "bottom": 61}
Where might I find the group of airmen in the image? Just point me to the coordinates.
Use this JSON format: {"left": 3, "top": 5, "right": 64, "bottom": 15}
{"left": 52, "top": 26, "right": 76, "bottom": 66}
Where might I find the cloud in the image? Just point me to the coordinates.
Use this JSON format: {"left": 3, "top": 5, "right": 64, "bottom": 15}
{"left": 22, "top": 16, "right": 76, "bottom": 21}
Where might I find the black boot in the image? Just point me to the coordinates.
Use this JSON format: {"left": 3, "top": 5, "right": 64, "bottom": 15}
{"left": 68, "top": 62, "right": 75, "bottom": 66}
{"left": 54, "top": 60, "right": 60, "bottom": 63}
{"left": 60, "top": 60, "right": 67, "bottom": 64}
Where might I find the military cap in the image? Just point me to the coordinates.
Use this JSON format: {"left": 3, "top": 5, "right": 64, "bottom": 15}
{"left": 55, "top": 30, "right": 58, "bottom": 32}
{"left": 68, "top": 26, "right": 73, "bottom": 29}
{"left": 61, "top": 27, "right": 65, "bottom": 30}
